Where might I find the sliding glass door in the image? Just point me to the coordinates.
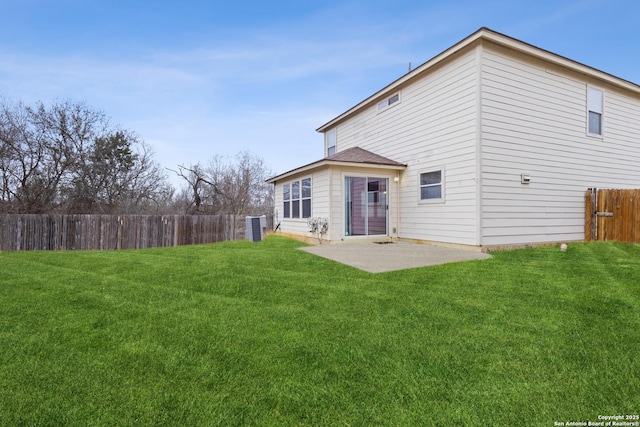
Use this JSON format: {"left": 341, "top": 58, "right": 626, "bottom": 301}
{"left": 344, "top": 177, "right": 388, "bottom": 236}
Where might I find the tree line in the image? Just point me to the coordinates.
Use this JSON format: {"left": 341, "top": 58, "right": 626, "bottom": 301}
{"left": 0, "top": 98, "right": 272, "bottom": 216}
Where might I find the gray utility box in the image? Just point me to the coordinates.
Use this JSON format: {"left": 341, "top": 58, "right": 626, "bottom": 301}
{"left": 245, "top": 215, "right": 267, "bottom": 242}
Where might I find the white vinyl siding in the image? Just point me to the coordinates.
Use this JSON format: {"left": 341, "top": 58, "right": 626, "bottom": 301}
{"left": 332, "top": 49, "right": 480, "bottom": 245}
{"left": 479, "top": 43, "right": 640, "bottom": 246}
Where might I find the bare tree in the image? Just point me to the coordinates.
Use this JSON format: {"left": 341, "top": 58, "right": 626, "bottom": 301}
{"left": 171, "top": 151, "right": 273, "bottom": 216}
{"left": 0, "top": 98, "right": 172, "bottom": 214}
{"left": 167, "top": 163, "right": 220, "bottom": 214}
{"left": 124, "top": 140, "right": 174, "bottom": 213}
{"left": 0, "top": 100, "right": 70, "bottom": 213}
{"left": 207, "top": 151, "right": 272, "bottom": 216}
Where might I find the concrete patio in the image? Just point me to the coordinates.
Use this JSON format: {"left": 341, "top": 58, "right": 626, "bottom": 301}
{"left": 299, "top": 241, "right": 491, "bottom": 273}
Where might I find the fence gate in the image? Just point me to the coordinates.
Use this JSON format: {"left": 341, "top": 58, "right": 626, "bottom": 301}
{"left": 585, "top": 188, "right": 640, "bottom": 243}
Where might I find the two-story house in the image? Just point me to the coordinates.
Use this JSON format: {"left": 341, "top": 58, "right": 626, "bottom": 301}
{"left": 266, "top": 27, "right": 640, "bottom": 249}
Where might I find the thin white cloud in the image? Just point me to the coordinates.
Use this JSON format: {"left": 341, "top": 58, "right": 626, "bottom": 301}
{"left": 0, "top": 50, "right": 207, "bottom": 109}
{"left": 503, "top": 0, "right": 602, "bottom": 36}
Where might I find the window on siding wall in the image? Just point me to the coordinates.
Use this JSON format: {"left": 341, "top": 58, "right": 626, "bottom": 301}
{"left": 326, "top": 129, "right": 336, "bottom": 156}
{"left": 377, "top": 92, "right": 400, "bottom": 112}
{"left": 282, "top": 178, "right": 312, "bottom": 219}
{"left": 420, "top": 170, "right": 443, "bottom": 201}
{"left": 283, "top": 184, "right": 290, "bottom": 218}
{"left": 588, "top": 87, "right": 603, "bottom": 136}
{"left": 302, "top": 178, "right": 312, "bottom": 218}
{"left": 291, "top": 181, "right": 300, "bottom": 218}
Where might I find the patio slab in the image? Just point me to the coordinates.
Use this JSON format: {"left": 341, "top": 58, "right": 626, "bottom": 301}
{"left": 299, "top": 241, "right": 491, "bottom": 273}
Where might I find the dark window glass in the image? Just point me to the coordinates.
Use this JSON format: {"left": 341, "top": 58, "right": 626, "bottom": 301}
{"left": 421, "top": 186, "right": 442, "bottom": 200}
{"left": 302, "top": 178, "right": 311, "bottom": 198}
{"left": 302, "top": 200, "right": 311, "bottom": 218}
{"left": 420, "top": 171, "right": 441, "bottom": 186}
{"left": 420, "top": 170, "right": 443, "bottom": 200}
{"left": 292, "top": 200, "right": 300, "bottom": 218}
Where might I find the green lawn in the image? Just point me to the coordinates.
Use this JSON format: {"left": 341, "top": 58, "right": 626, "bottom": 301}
{"left": 0, "top": 236, "right": 638, "bottom": 426}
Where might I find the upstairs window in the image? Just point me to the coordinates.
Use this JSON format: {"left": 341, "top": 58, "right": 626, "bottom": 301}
{"left": 377, "top": 92, "right": 400, "bottom": 112}
{"left": 588, "top": 87, "right": 603, "bottom": 136}
{"left": 326, "top": 128, "right": 336, "bottom": 156}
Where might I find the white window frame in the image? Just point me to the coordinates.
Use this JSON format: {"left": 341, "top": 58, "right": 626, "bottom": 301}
{"left": 418, "top": 167, "right": 445, "bottom": 203}
{"left": 587, "top": 86, "right": 603, "bottom": 137}
{"left": 301, "top": 177, "right": 312, "bottom": 218}
{"left": 325, "top": 128, "right": 336, "bottom": 157}
{"left": 291, "top": 181, "right": 300, "bottom": 218}
{"left": 283, "top": 183, "right": 290, "bottom": 218}
{"left": 282, "top": 178, "right": 312, "bottom": 219}
{"left": 377, "top": 92, "right": 401, "bottom": 113}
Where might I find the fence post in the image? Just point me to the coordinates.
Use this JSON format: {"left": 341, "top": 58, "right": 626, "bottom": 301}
{"left": 590, "top": 188, "right": 597, "bottom": 241}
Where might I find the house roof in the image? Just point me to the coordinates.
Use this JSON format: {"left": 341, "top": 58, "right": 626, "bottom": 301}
{"left": 326, "top": 146, "right": 406, "bottom": 166}
{"left": 316, "top": 27, "right": 640, "bottom": 133}
{"left": 266, "top": 147, "right": 406, "bottom": 183}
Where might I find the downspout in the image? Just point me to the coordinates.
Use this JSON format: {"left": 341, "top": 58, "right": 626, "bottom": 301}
{"left": 395, "top": 172, "right": 400, "bottom": 238}
{"left": 328, "top": 165, "right": 333, "bottom": 240}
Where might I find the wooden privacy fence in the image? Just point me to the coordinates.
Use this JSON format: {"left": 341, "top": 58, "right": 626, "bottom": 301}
{"left": 0, "top": 214, "right": 248, "bottom": 251}
{"left": 585, "top": 188, "right": 640, "bottom": 243}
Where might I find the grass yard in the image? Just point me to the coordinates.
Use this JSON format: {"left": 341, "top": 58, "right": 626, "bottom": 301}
{"left": 0, "top": 236, "right": 638, "bottom": 426}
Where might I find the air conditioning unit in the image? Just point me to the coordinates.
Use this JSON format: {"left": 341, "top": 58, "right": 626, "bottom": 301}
{"left": 245, "top": 215, "right": 267, "bottom": 242}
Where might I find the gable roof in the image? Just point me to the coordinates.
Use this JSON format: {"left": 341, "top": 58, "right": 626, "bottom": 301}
{"left": 317, "top": 27, "right": 640, "bottom": 133}
{"left": 266, "top": 147, "right": 406, "bottom": 183}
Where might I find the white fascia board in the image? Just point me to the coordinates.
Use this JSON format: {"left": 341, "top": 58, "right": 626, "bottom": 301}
{"left": 266, "top": 160, "right": 406, "bottom": 183}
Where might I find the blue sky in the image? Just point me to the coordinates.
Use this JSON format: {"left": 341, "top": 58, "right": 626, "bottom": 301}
{"left": 1, "top": 0, "right": 639, "bottom": 185}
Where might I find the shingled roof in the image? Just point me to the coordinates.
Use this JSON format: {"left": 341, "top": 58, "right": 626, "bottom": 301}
{"left": 266, "top": 147, "right": 406, "bottom": 183}
{"left": 325, "top": 147, "right": 405, "bottom": 166}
